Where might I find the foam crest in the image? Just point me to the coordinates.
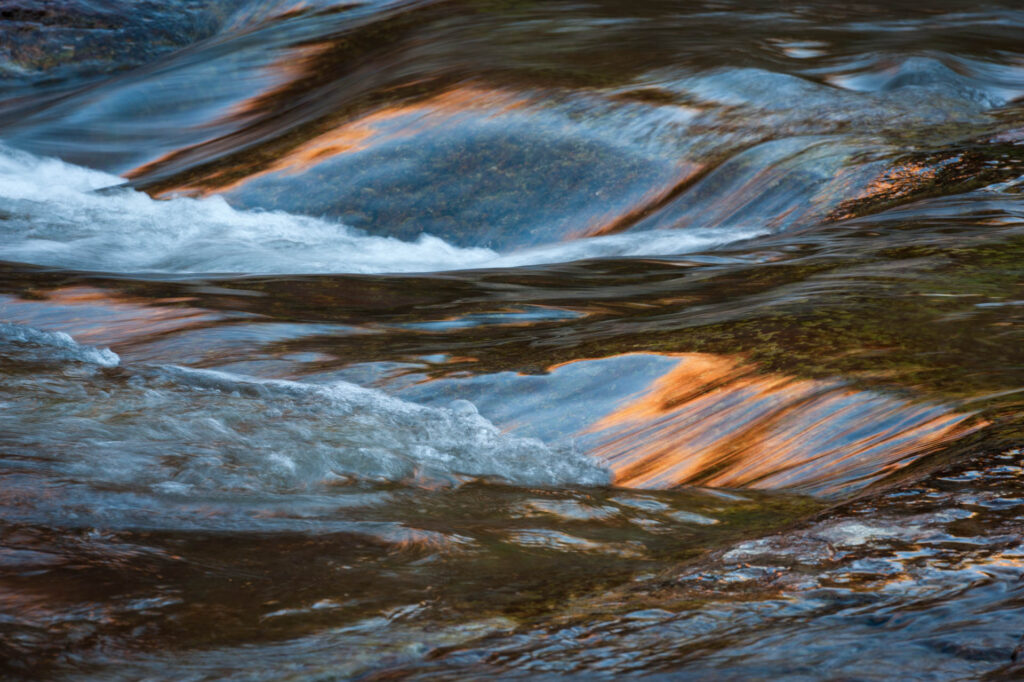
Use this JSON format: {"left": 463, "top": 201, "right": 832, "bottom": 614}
{"left": 489, "top": 227, "right": 765, "bottom": 268}
{"left": 0, "top": 147, "right": 751, "bottom": 274}
{"left": 0, "top": 146, "right": 498, "bottom": 274}
{"left": 0, "top": 324, "right": 609, "bottom": 506}
{"left": 0, "top": 321, "right": 120, "bottom": 367}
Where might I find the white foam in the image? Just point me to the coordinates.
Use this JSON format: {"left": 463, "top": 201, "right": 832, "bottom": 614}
{"left": 0, "top": 146, "right": 499, "bottom": 274}
{"left": 0, "top": 323, "right": 609, "bottom": 495}
{"left": 0, "top": 321, "right": 120, "bottom": 367}
{"left": 489, "top": 227, "right": 765, "bottom": 267}
{"left": 0, "top": 146, "right": 754, "bottom": 274}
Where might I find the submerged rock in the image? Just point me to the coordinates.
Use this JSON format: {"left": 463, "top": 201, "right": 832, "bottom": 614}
{"left": 0, "top": 0, "right": 246, "bottom": 83}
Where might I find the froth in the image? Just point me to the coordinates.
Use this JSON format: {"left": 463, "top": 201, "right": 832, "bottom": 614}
{"left": 0, "top": 321, "right": 120, "bottom": 367}
{"left": 0, "top": 146, "right": 754, "bottom": 274}
{"left": 0, "top": 323, "right": 609, "bottom": 509}
{"left": 0, "top": 146, "right": 498, "bottom": 274}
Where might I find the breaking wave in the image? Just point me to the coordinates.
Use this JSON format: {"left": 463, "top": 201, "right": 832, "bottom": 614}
{"left": 0, "top": 146, "right": 758, "bottom": 275}
{"left": 0, "top": 322, "right": 609, "bottom": 530}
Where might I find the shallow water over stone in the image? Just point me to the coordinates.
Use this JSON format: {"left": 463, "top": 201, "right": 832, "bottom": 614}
{"left": 1, "top": 0, "right": 1023, "bottom": 678}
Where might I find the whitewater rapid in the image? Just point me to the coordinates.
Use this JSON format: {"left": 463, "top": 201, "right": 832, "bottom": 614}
{"left": 0, "top": 321, "right": 610, "bottom": 531}
{"left": 0, "top": 146, "right": 763, "bottom": 275}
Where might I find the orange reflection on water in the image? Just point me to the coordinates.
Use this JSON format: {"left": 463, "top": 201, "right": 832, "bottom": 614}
{"left": 256, "top": 85, "right": 525, "bottom": 177}
{"left": 0, "top": 286, "right": 221, "bottom": 349}
{"left": 829, "top": 159, "right": 942, "bottom": 221}
{"left": 575, "top": 162, "right": 705, "bottom": 238}
{"left": 588, "top": 354, "right": 983, "bottom": 497}
{"left": 135, "top": 80, "right": 531, "bottom": 195}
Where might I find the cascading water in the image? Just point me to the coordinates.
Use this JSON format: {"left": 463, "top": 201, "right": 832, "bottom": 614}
{"left": 1, "top": 1, "right": 1023, "bottom": 679}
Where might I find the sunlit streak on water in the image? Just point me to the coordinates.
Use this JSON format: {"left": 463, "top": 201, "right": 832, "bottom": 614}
{"left": 590, "top": 354, "right": 983, "bottom": 496}
{"left": 1, "top": 0, "right": 1024, "bottom": 678}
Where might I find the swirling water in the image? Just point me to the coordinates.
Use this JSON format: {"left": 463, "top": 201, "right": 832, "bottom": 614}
{"left": 1, "top": 1, "right": 1023, "bottom": 678}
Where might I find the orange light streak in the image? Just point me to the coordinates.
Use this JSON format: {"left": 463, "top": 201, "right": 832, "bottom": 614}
{"left": 586, "top": 354, "right": 984, "bottom": 496}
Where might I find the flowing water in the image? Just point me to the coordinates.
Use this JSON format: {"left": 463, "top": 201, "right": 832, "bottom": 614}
{"left": 1, "top": 1, "right": 1024, "bottom": 678}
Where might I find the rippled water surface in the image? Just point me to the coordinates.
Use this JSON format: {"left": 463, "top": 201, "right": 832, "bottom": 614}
{"left": 1, "top": 1, "right": 1024, "bottom": 678}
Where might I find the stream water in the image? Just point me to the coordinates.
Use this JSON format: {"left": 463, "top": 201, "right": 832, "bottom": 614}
{"left": 1, "top": 1, "right": 1023, "bottom": 678}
